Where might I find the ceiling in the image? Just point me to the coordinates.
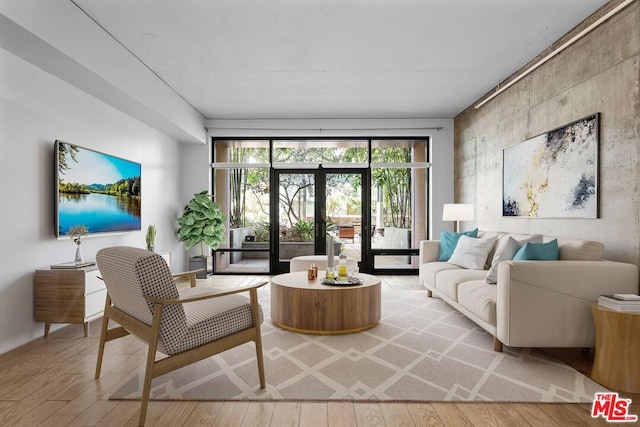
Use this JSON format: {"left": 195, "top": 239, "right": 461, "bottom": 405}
{"left": 71, "top": 0, "right": 608, "bottom": 120}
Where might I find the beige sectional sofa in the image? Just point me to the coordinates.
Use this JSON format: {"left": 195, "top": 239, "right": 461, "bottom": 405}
{"left": 419, "top": 231, "right": 639, "bottom": 351}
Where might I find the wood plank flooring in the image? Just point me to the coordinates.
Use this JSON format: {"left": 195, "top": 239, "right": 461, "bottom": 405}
{"left": 1, "top": 274, "right": 637, "bottom": 426}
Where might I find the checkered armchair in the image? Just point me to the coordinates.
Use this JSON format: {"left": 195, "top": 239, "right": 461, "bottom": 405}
{"left": 94, "top": 246, "right": 266, "bottom": 426}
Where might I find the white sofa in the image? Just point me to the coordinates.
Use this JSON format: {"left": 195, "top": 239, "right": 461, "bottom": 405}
{"left": 419, "top": 231, "right": 639, "bottom": 351}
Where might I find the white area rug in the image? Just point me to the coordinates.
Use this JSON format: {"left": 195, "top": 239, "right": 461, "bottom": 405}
{"left": 111, "top": 289, "right": 605, "bottom": 402}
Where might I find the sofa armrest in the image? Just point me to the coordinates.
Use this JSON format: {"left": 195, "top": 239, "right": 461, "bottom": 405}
{"left": 419, "top": 240, "right": 440, "bottom": 264}
{"left": 495, "top": 260, "right": 638, "bottom": 348}
{"left": 497, "top": 260, "right": 638, "bottom": 301}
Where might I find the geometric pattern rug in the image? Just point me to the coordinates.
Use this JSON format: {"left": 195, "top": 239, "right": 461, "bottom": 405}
{"left": 110, "top": 289, "right": 606, "bottom": 403}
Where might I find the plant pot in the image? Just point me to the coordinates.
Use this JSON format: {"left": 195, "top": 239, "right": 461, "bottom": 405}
{"left": 189, "top": 256, "right": 210, "bottom": 279}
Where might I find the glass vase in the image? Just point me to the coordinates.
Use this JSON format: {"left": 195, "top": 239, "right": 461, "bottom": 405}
{"left": 74, "top": 243, "right": 84, "bottom": 264}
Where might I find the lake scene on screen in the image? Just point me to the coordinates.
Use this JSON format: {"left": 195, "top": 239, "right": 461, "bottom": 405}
{"left": 57, "top": 142, "right": 141, "bottom": 236}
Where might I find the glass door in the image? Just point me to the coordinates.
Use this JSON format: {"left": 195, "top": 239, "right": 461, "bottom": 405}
{"left": 272, "top": 169, "right": 368, "bottom": 273}
{"left": 324, "top": 171, "right": 368, "bottom": 272}
{"left": 273, "top": 171, "right": 316, "bottom": 273}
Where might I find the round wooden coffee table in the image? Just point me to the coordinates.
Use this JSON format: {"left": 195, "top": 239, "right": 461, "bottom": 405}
{"left": 270, "top": 271, "right": 381, "bottom": 335}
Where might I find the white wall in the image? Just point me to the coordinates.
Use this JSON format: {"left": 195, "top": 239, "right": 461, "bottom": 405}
{"left": 0, "top": 48, "right": 186, "bottom": 354}
{"left": 179, "top": 142, "right": 214, "bottom": 259}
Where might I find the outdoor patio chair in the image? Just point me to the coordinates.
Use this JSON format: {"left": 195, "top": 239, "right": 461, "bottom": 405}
{"left": 339, "top": 225, "right": 355, "bottom": 242}
{"left": 95, "top": 246, "right": 266, "bottom": 426}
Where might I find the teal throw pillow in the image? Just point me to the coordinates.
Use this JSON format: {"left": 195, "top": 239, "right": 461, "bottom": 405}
{"left": 513, "top": 239, "right": 559, "bottom": 261}
{"left": 438, "top": 228, "right": 479, "bottom": 261}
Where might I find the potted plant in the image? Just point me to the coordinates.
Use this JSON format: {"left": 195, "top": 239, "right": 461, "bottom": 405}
{"left": 145, "top": 224, "right": 156, "bottom": 252}
{"left": 177, "top": 191, "right": 227, "bottom": 277}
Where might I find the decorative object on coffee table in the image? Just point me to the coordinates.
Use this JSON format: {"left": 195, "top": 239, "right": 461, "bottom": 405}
{"left": 326, "top": 235, "right": 335, "bottom": 279}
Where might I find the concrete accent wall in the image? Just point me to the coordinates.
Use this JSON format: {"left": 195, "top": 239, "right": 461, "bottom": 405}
{"left": 453, "top": 2, "right": 640, "bottom": 266}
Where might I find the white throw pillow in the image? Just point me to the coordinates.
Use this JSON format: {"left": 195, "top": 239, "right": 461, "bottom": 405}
{"left": 485, "top": 235, "right": 543, "bottom": 283}
{"left": 447, "top": 235, "right": 497, "bottom": 270}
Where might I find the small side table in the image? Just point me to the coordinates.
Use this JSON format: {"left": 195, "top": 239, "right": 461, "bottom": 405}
{"left": 591, "top": 303, "right": 640, "bottom": 394}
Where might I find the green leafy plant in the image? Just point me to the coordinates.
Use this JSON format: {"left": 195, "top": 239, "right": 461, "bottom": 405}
{"left": 279, "top": 220, "right": 315, "bottom": 242}
{"left": 249, "top": 221, "right": 270, "bottom": 242}
{"left": 292, "top": 220, "right": 315, "bottom": 241}
{"left": 145, "top": 225, "right": 156, "bottom": 250}
{"left": 177, "top": 191, "right": 227, "bottom": 257}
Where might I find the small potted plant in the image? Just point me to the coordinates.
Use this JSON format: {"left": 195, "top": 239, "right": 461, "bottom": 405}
{"left": 177, "top": 191, "right": 227, "bottom": 277}
{"left": 145, "top": 224, "right": 156, "bottom": 252}
{"left": 67, "top": 224, "right": 89, "bottom": 264}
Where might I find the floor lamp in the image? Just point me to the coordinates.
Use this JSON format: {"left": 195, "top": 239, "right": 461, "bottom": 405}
{"left": 442, "top": 204, "right": 474, "bottom": 233}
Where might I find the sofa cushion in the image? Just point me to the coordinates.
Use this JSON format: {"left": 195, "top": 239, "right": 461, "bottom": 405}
{"left": 457, "top": 281, "right": 497, "bottom": 325}
{"left": 480, "top": 231, "right": 543, "bottom": 268}
{"left": 514, "top": 239, "right": 559, "bottom": 260}
{"left": 437, "top": 228, "right": 478, "bottom": 261}
{"left": 448, "top": 235, "right": 497, "bottom": 270}
{"left": 420, "top": 262, "right": 461, "bottom": 287}
{"left": 486, "top": 235, "right": 543, "bottom": 284}
{"left": 434, "top": 269, "right": 487, "bottom": 301}
{"left": 556, "top": 239, "right": 604, "bottom": 260}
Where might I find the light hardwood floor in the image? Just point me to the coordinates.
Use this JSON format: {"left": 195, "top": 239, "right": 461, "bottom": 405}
{"left": 1, "top": 274, "right": 637, "bottom": 426}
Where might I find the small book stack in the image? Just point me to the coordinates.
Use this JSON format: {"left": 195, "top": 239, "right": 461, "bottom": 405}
{"left": 598, "top": 294, "right": 640, "bottom": 312}
{"left": 51, "top": 261, "right": 96, "bottom": 269}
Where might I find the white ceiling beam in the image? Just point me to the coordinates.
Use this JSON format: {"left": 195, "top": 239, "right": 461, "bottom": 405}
{"left": 0, "top": 1, "right": 206, "bottom": 144}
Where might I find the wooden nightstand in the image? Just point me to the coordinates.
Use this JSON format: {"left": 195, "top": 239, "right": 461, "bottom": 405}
{"left": 591, "top": 303, "right": 640, "bottom": 394}
{"left": 34, "top": 265, "right": 106, "bottom": 337}
{"left": 34, "top": 251, "right": 171, "bottom": 337}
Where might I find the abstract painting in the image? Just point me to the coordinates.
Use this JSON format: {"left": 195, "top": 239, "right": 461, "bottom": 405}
{"left": 503, "top": 114, "right": 599, "bottom": 218}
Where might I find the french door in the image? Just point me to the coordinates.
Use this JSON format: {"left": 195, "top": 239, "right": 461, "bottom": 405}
{"left": 271, "top": 168, "right": 370, "bottom": 274}
{"left": 212, "top": 138, "right": 427, "bottom": 275}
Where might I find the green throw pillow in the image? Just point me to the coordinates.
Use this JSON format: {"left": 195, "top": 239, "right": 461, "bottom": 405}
{"left": 438, "top": 228, "right": 479, "bottom": 261}
{"left": 513, "top": 239, "right": 559, "bottom": 261}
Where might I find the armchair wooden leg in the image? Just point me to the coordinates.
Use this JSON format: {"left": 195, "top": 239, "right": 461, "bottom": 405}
{"left": 426, "top": 290, "right": 433, "bottom": 298}
{"left": 255, "top": 332, "right": 266, "bottom": 389}
{"left": 95, "top": 295, "right": 112, "bottom": 379}
{"left": 493, "top": 337, "right": 504, "bottom": 352}
{"left": 250, "top": 289, "right": 266, "bottom": 389}
{"left": 140, "top": 303, "right": 164, "bottom": 426}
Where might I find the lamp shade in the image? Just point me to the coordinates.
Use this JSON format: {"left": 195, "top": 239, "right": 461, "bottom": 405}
{"left": 442, "top": 204, "right": 474, "bottom": 221}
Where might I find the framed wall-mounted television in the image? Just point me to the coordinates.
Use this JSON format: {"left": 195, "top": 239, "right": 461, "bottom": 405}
{"left": 55, "top": 140, "right": 141, "bottom": 237}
